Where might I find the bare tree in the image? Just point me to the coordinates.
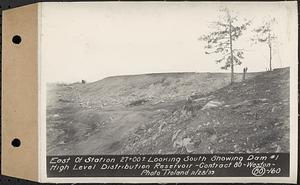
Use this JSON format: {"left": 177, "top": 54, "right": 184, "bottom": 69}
{"left": 252, "top": 18, "right": 277, "bottom": 71}
{"left": 199, "top": 8, "right": 251, "bottom": 84}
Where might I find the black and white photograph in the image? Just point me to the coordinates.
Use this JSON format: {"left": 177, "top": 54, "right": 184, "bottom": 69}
{"left": 41, "top": 1, "right": 297, "bottom": 182}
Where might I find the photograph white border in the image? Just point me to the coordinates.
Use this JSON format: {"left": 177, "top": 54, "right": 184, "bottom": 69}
{"left": 38, "top": 1, "right": 298, "bottom": 183}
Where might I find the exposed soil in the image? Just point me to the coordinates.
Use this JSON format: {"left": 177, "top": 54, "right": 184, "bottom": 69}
{"left": 47, "top": 68, "right": 289, "bottom": 155}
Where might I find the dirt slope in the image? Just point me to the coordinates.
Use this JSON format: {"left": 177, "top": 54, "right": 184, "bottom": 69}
{"left": 120, "top": 67, "right": 290, "bottom": 154}
{"left": 76, "top": 72, "right": 255, "bottom": 109}
{"left": 47, "top": 69, "right": 289, "bottom": 155}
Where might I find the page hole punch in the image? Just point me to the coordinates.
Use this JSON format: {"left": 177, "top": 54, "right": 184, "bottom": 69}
{"left": 11, "top": 138, "right": 21, "bottom": 147}
{"left": 12, "top": 35, "right": 22, "bottom": 44}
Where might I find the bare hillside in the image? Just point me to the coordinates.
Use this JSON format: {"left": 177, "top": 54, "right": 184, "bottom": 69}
{"left": 120, "top": 67, "right": 289, "bottom": 154}
{"left": 76, "top": 72, "right": 256, "bottom": 109}
{"left": 46, "top": 69, "right": 289, "bottom": 155}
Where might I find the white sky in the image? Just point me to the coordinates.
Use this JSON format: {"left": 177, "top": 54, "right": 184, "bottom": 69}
{"left": 40, "top": 2, "right": 298, "bottom": 83}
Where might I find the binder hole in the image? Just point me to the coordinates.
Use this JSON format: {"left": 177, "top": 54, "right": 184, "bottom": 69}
{"left": 11, "top": 138, "right": 21, "bottom": 147}
{"left": 12, "top": 35, "right": 22, "bottom": 44}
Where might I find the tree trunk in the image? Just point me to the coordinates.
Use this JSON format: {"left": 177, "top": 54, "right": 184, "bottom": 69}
{"left": 268, "top": 31, "right": 272, "bottom": 71}
{"left": 269, "top": 44, "right": 272, "bottom": 71}
{"left": 229, "top": 20, "right": 234, "bottom": 84}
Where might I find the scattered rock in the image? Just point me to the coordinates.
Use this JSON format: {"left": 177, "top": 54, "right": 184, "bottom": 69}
{"left": 222, "top": 133, "right": 229, "bottom": 137}
{"left": 209, "top": 134, "right": 218, "bottom": 142}
{"left": 260, "top": 98, "right": 268, "bottom": 102}
{"left": 233, "top": 144, "right": 239, "bottom": 152}
{"left": 274, "top": 122, "right": 281, "bottom": 126}
{"left": 158, "top": 121, "right": 167, "bottom": 133}
{"left": 197, "top": 125, "right": 202, "bottom": 130}
{"left": 193, "top": 97, "right": 208, "bottom": 102}
{"left": 173, "top": 139, "right": 181, "bottom": 148}
{"left": 231, "top": 98, "right": 269, "bottom": 109}
{"left": 58, "top": 140, "right": 66, "bottom": 145}
{"left": 275, "top": 145, "right": 281, "bottom": 152}
{"left": 172, "top": 130, "right": 181, "bottom": 142}
{"left": 227, "top": 89, "right": 233, "bottom": 93}
{"left": 182, "top": 138, "right": 194, "bottom": 153}
{"left": 207, "top": 95, "right": 215, "bottom": 99}
{"left": 201, "top": 100, "right": 224, "bottom": 110}
{"left": 52, "top": 114, "right": 60, "bottom": 118}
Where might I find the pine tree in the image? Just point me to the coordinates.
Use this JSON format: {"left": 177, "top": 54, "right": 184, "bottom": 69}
{"left": 252, "top": 18, "right": 276, "bottom": 71}
{"left": 199, "top": 8, "right": 251, "bottom": 84}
